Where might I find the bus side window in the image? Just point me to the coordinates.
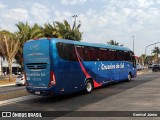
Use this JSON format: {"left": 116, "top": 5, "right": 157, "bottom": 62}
{"left": 57, "top": 43, "right": 65, "bottom": 59}
{"left": 76, "top": 46, "right": 85, "bottom": 60}
{"left": 109, "top": 49, "right": 117, "bottom": 61}
{"left": 84, "top": 47, "right": 91, "bottom": 61}
{"left": 117, "top": 50, "right": 123, "bottom": 61}
{"left": 98, "top": 49, "right": 103, "bottom": 61}
{"left": 89, "top": 47, "right": 97, "bottom": 61}
{"left": 69, "top": 44, "right": 77, "bottom": 61}
{"left": 56, "top": 43, "right": 77, "bottom": 61}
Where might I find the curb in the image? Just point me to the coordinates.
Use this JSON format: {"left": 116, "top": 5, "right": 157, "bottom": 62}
{"left": 0, "top": 84, "right": 15, "bottom": 87}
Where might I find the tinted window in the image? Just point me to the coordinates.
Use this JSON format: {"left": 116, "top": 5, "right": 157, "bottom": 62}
{"left": 56, "top": 43, "right": 77, "bottom": 61}
{"left": 117, "top": 50, "right": 123, "bottom": 61}
{"left": 57, "top": 42, "right": 132, "bottom": 62}
{"left": 109, "top": 49, "right": 117, "bottom": 61}
{"left": 76, "top": 46, "right": 85, "bottom": 60}
{"left": 124, "top": 51, "right": 131, "bottom": 61}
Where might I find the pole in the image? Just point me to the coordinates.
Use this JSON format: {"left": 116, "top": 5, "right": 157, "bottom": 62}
{"left": 132, "top": 36, "right": 134, "bottom": 53}
{"left": 72, "top": 15, "right": 78, "bottom": 28}
{"left": 145, "top": 42, "right": 160, "bottom": 58}
{"left": 145, "top": 42, "right": 160, "bottom": 65}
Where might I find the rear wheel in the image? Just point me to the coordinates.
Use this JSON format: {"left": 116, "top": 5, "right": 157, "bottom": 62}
{"left": 85, "top": 79, "right": 93, "bottom": 93}
{"left": 127, "top": 73, "right": 132, "bottom": 82}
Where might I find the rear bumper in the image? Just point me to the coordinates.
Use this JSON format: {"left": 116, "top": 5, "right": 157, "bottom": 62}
{"left": 26, "top": 86, "right": 55, "bottom": 96}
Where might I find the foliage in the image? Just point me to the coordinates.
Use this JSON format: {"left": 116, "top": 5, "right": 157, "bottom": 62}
{"left": 107, "top": 40, "right": 123, "bottom": 46}
{"left": 15, "top": 22, "right": 44, "bottom": 66}
{"left": 0, "top": 19, "right": 83, "bottom": 79}
{"left": 43, "top": 20, "right": 82, "bottom": 41}
{"left": 152, "top": 46, "right": 160, "bottom": 63}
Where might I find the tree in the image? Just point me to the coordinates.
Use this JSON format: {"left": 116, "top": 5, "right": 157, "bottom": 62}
{"left": 43, "top": 20, "right": 82, "bottom": 41}
{"left": 43, "top": 22, "right": 58, "bottom": 38}
{"left": 0, "top": 31, "right": 20, "bottom": 81}
{"left": 139, "top": 54, "right": 146, "bottom": 65}
{"left": 15, "top": 22, "right": 44, "bottom": 66}
{"left": 152, "top": 47, "right": 160, "bottom": 63}
{"left": 107, "top": 40, "right": 123, "bottom": 46}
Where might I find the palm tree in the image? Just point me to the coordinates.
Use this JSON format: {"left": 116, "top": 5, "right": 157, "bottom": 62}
{"left": 107, "top": 40, "right": 123, "bottom": 46}
{"left": 43, "top": 22, "right": 58, "bottom": 38}
{"left": 139, "top": 54, "right": 146, "bottom": 65}
{"left": 0, "top": 31, "right": 20, "bottom": 81}
{"left": 15, "top": 22, "right": 44, "bottom": 67}
{"left": 43, "top": 20, "right": 82, "bottom": 41}
{"left": 152, "top": 47, "right": 160, "bottom": 63}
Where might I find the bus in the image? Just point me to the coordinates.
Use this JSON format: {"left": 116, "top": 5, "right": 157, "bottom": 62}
{"left": 23, "top": 38, "right": 137, "bottom": 96}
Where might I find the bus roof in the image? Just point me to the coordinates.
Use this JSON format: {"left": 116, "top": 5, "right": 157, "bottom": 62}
{"left": 28, "top": 38, "right": 131, "bottom": 52}
{"left": 52, "top": 38, "right": 131, "bottom": 52}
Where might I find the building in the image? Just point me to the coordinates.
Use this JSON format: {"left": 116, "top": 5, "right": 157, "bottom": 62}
{"left": 0, "top": 57, "right": 21, "bottom": 75}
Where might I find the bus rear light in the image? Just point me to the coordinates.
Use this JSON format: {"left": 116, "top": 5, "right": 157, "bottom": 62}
{"left": 49, "top": 71, "right": 56, "bottom": 87}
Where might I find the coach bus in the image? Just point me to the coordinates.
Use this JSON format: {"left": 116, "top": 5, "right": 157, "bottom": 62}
{"left": 23, "top": 38, "right": 137, "bottom": 96}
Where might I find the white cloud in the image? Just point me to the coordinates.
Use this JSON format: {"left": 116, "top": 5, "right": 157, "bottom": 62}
{"left": 0, "top": 8, "right": 29, "bottom": 32}
{"left": 61, "top": 0, "right": 87, "bottom": 5}
{"left": 2, "top": 8, "right": 29, "bottom": 21}
{"left": 53, "top": 10, "right": 74, "bottom": 23}
{"left": 0, "top": 3, "right": 7, "bottom": 9}
{"left": 30, "top": 3, "right": 51, "bottom": 24}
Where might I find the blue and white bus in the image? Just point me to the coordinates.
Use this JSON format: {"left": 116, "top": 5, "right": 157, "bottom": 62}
{"left": 23, "top": 38, "right": 137, "bottom": 95}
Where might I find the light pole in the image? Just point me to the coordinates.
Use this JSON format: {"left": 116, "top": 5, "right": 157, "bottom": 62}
{"left": 145, "top": 42, "right": 160, "bottom": 65}
{"left": 145, "top": 42, "right": 160, "bottom": 58}
{"left": 132, "top": 36, "right": 135, "bottom": 53}
{"left": 72, "top": 15, "right": 78, "bottom": 28}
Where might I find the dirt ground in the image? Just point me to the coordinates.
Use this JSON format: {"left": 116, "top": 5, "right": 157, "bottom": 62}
{"left": 0, "top": 78, "right": 16, "bottom": 85}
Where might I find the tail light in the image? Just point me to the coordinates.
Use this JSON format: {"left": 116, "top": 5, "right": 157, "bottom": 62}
{"left": 48, "top": 71, "right": 56, "bottom": 87}
{"left": 24, "top": 72, "right": 29, "bottom": 86}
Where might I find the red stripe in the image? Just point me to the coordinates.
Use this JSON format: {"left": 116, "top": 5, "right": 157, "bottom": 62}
{"left": 74, "top": 47, "right": 101, "bottom": 88}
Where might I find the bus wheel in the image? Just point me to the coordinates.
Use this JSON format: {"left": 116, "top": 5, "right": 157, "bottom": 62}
{"left": 85, "top": 79, "right": 93, "bottom": 93}
{"left": 127, "top": 73, "right": 132, "bottom": 81}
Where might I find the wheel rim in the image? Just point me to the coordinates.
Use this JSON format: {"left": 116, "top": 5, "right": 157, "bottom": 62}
{"left": 86, "top": 82, "right": 92, "bottom": 92}
{"left": 128, "top": 74, "right": 131, "bottom": 81}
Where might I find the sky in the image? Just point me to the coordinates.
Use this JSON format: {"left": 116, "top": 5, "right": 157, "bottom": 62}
{"left": 0, "top": 0, "right": 160, "bottom": 56}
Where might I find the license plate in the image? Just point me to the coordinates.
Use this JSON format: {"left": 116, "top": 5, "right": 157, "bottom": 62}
{"left": 35, "top": 91, "right": 40, "bottom": 95}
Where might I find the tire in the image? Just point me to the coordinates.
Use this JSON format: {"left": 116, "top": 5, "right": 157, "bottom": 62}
{"left": 85, "top": 79, "right": 93, "bottom": 93}
{"left": 127, "top": 73, "right": 132, "bottom": 82}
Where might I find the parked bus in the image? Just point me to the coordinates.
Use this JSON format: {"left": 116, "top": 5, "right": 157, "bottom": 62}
{"left": 23, "top": 38, "right": 137, "bottom": 96}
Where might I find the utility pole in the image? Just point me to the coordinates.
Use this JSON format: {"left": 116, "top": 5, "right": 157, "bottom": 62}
{"left": 132, "top": 36, "right": 135, "bottom": 53}
{"left": 72, "top": 15, "right": 78, "bottom": 28}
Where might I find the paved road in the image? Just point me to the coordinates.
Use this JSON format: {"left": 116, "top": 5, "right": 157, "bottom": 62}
{"left": 0, "top": 85, "right": 25, "bottom": 94}
{"left": 0, "top": 71, "right": 160, "bottom": 120}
